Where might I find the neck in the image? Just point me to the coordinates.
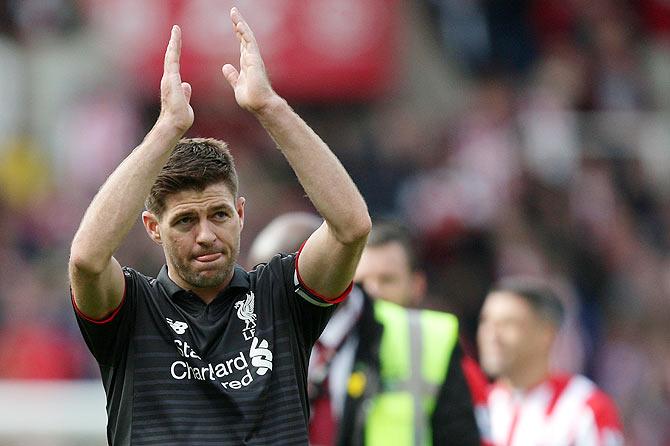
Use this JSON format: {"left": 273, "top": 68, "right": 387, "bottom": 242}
{"left": 502, "top": 359, "right": 551, "bottom": 392}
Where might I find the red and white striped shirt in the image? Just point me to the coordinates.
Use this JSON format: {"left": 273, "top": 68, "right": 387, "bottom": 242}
{"left": 477, "top": 374, "right": 623, "bottom": 446}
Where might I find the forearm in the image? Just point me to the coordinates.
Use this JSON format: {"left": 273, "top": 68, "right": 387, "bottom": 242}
{"left": 254, "top": 97, "right": 370, "bottom": 243}
{"left": 70, "top": 122, "right": 182, "bottom": 273}
{"left": 223, "top": 7, "right": 369, "bottom": 298}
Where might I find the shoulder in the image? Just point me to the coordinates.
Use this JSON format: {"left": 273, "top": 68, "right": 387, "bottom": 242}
{"left": 121, "top": 266, "right": 158, "bottom": 291}
{"left": 584, "top": 382, "right": 622, "bottom": 431}
{"left": 247, "top": 253, "right": 296, "bottom": 298}
{"left": 119, "top": 266, "right": 166, "bottom": 307}
{"left": 559, "top": 375, "right": 624, "bottom": 443}
{"left": 419, "top": 308, "right": 459, "bottom": 330}
{"left": 121, "top": 266, "right": 153, "bottom": 281}
{"left": 558, "top": 374, "right": 622, "bottom": 432}
{"left": 248, "top": 253, "right": 295, "bottom": 280}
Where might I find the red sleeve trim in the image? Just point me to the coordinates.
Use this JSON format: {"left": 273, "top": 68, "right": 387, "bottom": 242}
{"left": 71, "top": 282, "right": 127, "bottom": 325}
{"left": 295, "top": 241, "right": 353, "bottom": 304}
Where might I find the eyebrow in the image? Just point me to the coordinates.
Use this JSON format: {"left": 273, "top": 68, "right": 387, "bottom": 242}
{"left": 209, "top": 204, "right": 232, "bottom": 213}
{"left": 169, "top": 210, "right": 196, "bottom": 225}
{"left": 169, "top": 203, "right": 233, "bottom": 223}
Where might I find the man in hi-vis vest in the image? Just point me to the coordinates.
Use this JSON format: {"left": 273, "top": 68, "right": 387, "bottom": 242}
{"left": 337, "top": 221, "right": 480, "bottom": 446}
{"left": 249, "top": 216, "right": 480, "bottom": 446}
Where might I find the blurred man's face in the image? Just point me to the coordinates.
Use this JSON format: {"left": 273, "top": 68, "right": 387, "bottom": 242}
{"left": 354, "top": 241, "right": 423, "bottom": 307}
{"left": 477, "top": 291, "right": 552, "bottom": 380}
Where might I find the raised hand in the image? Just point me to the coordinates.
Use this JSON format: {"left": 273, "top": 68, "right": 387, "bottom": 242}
{"left": 159, "top": 25, "right": 194, "bottom": 134}
{"left": 222, "top": 8, "right": 279, "bottom": 114}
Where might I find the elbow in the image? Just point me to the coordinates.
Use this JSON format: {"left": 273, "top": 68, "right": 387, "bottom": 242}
{"left": 340, "top": 212, "right": 372, "bottom": 246}
{"left": 69, "top": 245, "right": 108, "bottom": 277}
{"left": 358, "top": 213, "right": 373, "bottom": 240}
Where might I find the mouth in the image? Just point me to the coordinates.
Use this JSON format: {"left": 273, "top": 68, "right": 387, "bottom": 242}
{"left": 194, "top": 253, "right": 223, "bottom": 263}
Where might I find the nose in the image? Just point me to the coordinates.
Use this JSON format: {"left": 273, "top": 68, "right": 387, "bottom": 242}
{"left": 195, "top": 221, "right": 217, "bottom": 245}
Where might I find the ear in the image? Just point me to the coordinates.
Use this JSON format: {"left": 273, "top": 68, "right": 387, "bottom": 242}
{"left": 236, "top": 196, "right": 246, "bottom": 230}
{"left": 142, "top": 210, "right": 162, "bottom": 245}
{"left": 410, "top": 270, "right": 427, "bottom": 306}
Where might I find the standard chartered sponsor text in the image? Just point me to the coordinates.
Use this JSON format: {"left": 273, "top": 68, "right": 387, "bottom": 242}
{"left": 170, "top": 339, "right": 270, "bottom": 390}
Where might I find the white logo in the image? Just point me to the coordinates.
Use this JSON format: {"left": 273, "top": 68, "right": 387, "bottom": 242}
{"left": 250, "top": 337, "right": 273, "bottom": 375}
{"left": 234, "top": 292, "right": 257, "bottom": 340}
{"left": 166, "top": 318, "right": 189, "bottom": 335}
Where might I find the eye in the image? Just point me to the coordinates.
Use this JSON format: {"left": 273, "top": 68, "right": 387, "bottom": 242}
{"left": 212, "top": 210, "right": 229, "bottom": 220}
{"left": 176, "top": 216, "right": 193, "bottom": 226}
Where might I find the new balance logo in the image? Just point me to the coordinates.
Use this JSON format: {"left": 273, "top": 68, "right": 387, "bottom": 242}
{"left": 166, "top": 318, "right": 189, "bottom": 334}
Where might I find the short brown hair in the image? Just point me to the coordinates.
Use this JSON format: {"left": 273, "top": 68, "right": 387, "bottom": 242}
{"left": 145, "top": 138, "right": 238, "bottom": 217}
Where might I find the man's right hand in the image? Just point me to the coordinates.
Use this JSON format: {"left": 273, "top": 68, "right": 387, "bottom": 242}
{"left": 158, "top": 25, "right": 194, "bottom": 135}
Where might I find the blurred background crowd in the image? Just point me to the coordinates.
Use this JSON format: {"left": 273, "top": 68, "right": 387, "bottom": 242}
{"left": 1, "top": 0, "right": 670, "bottom": 444}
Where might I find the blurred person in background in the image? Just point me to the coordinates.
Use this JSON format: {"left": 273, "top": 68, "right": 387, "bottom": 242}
{"left": 348, "top": 221, "right": 480, "bottom": 446}
{"left": 68, "top": 8, "right": 370, "bottom": 445}
{"left": 249, "top": 216, "right": 480, "bottom": 445}
{"left": 246, "top": 212, "right": 324, "bottom": 269}
{"left": 476, "top": 277, "right": 623, "bottom": 446}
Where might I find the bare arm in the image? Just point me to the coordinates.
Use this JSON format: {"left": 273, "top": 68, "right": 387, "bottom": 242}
{"left": 69, "top": 26, "right": 194, "bottom": 319}
{"left": 222, "top": 8, "right": 371, "bottom": 299}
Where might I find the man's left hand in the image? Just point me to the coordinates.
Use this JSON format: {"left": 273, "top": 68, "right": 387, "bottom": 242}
{"left": 222, "top": 7, "right": 280, "bottom": 115}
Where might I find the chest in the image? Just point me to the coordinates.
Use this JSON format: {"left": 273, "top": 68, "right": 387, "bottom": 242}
{"left": 488, "top": 385, "right": 590, "bottom": 446}
{"left": 132, "top": 289, "right": 280, "bottom": 394}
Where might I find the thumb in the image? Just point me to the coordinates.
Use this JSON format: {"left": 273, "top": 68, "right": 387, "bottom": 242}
{"left": 222, "top": 64, "right": 239, "bottom": 88}
{"left": 181, "top": 82, "right": 192, "bottom": 103}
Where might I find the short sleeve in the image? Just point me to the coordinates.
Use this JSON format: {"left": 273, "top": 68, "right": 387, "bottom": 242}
{"left": 293, "top": 245, "right": 352, "bottom": 307}
{"left": 71, "top": 267, "right": 140, "bottom": 366}
{"left": 271, "top": 253, "right": 344, "bottom": 350}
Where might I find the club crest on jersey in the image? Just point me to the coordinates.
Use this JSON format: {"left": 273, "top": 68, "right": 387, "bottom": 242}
{"left": 166, "top": 318, "right": 189, "bottom": 335}
{"left": 235, "top": 292, "right": 257, "bottom": 340}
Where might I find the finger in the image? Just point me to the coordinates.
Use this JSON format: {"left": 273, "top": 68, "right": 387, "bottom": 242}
{"left": 230, "top": 7, "right": 241, "bottom": 26}
{"left": 164, "top": 25, "right": 182, "bottom": 75}
{"left": 181, "top": 82, "right": 192, "bottom": 103}
{"left": 222, "top": 64, "right": 239, "bottom": 88}
{"left": 230, "top": 7, "right": 255, "bottom": 46}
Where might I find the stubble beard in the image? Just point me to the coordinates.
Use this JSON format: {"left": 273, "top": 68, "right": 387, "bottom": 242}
{"left": 168, "top": 245, "right": 240, "bottom": 291}
{"left": 181, "top": 260, "right": 234, "bottom": 289}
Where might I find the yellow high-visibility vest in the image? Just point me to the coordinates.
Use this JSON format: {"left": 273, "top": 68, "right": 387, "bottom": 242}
{"left": 363, "top": 300, "right": 459, "bottom": 446}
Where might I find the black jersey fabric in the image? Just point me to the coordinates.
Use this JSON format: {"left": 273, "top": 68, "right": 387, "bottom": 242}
{"left": 73, "top": 252, "right": 341, "bottom": 445}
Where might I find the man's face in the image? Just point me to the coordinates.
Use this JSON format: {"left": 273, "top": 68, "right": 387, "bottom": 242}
{"left": 477, "top": 291, "right": 551, "bottom": 380}
{"left": 354, "top": 241, "right": 423, "bottom": 307}
{"left": 143, "top": 182, "right": 245, "bottom": 294}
